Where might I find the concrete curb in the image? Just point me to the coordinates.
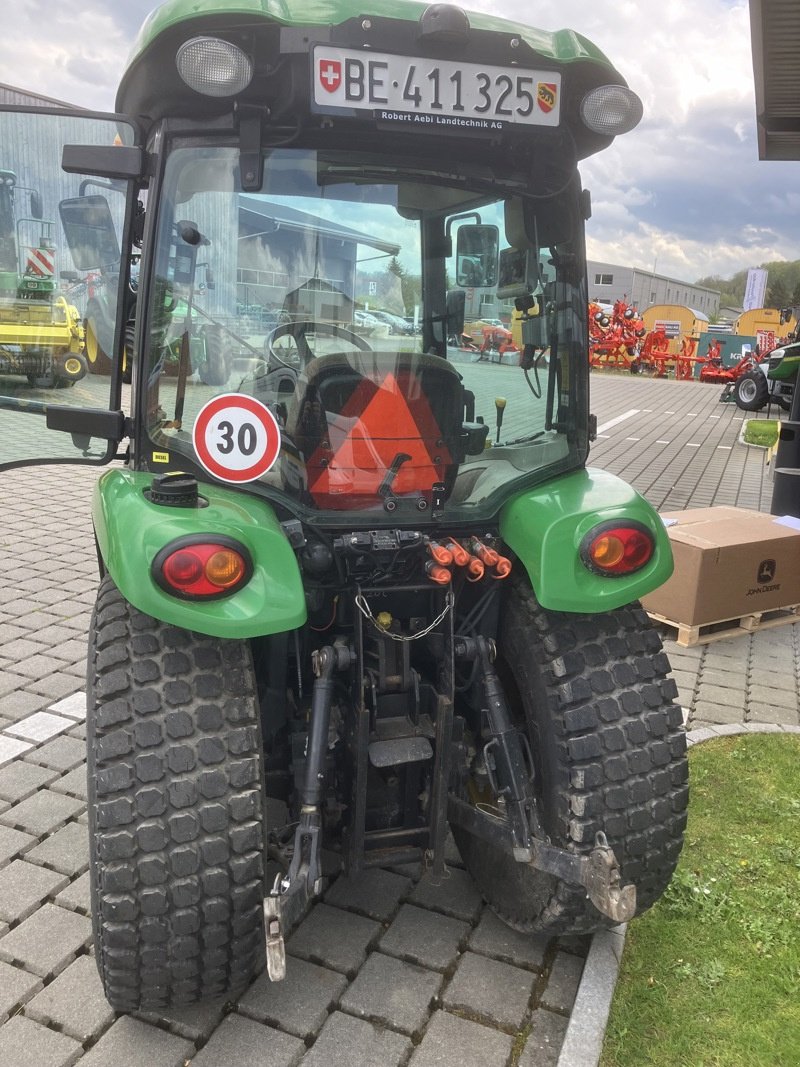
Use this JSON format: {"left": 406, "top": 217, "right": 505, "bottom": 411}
{"left": 556, "top": 722, "right": 800, "bottom": 1067}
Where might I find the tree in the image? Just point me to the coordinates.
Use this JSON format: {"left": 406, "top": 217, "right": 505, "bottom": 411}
{"left": 767, "top": 277, "right": 791, "bottom": 310}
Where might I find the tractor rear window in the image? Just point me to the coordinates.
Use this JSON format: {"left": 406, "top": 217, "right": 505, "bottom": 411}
{"left": 142, "top": 145, "right": 589, "bottom": 522}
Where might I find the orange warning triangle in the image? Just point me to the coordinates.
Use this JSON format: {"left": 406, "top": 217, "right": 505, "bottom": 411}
{"left": 307, "top": 370, "right": 452, "bottom": 504}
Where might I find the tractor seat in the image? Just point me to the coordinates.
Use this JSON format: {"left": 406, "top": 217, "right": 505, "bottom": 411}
{"left": 283, "top": 350, "right": 465, "bottom": 510}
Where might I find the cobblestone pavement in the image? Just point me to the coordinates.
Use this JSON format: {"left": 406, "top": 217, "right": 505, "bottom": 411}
{"left": 0, "top": 374, "right": 797, "bottom": 1067}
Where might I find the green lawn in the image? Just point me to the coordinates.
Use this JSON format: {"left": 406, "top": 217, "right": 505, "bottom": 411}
{"left": 600, "top": 734, "right": 800, "bottom": 1067}
{"left": 743, "top": 419, "right": 779, "bottom": 448}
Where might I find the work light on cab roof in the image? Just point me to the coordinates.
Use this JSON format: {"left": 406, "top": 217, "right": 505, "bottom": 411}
{"left": 580, "top": 83, "right": 643, "bottom": 136}
{"left": 176, "top": 36, "right": 253, "bottom": 96}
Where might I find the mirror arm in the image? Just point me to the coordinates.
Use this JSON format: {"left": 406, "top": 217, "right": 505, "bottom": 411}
{"left": 62, "top": 145, "right": 144, "bottom": 181}
{"left": 444, "top": 211, "right": 481, "bottom": 238}
{"left": 45, "top": 406, "right": 131, "bottom": 444}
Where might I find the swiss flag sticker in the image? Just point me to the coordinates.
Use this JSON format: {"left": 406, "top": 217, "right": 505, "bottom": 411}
{"left": 319, "top": 59, "right": 342, "bottom": 94}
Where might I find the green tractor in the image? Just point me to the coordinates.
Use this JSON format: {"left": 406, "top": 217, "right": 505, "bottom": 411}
{"left": 0, "top": 0, "right": 687, "bottom": 1012}
{"left": 732, "top": 312, "right": 800, "bottom": 412}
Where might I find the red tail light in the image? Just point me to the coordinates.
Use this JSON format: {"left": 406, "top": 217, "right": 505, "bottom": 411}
{"left": 153, "top": 537, "right": 252, "bottom": 599}
{"left": 580, "top": 521, "right": 654, "bottom": 577}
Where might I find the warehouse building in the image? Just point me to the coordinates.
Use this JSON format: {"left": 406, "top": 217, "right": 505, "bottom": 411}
{"left": 588, "top": 260, "right": 720, "bottom": 319}
{"left": 0, "top": 83, "right": 75, "bottom": 108}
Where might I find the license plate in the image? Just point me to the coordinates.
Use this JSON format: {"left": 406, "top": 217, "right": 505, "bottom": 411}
{"left": 312, "top": 46, "right": 561, "bottom": 128}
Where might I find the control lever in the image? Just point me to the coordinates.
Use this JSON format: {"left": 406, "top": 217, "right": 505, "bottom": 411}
{"left": 494, "top": 396, "right": 506, "bottom": 443}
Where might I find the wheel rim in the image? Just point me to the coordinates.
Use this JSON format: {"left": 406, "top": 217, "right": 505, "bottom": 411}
{"left": 63, "top": 356, "right": 83, "bottom": 377}
{"left": 739, "top": 378, "right": 758, "bottom": 403}
{"left": 85, "top": 321, "right": 98, "bottom": 365}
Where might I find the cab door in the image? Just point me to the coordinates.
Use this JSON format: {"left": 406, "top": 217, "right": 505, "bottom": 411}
{"left": 0, "top": 107, "right": 141, "bottom": 471}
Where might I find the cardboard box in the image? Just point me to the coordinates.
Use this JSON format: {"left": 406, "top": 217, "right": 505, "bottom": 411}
{"left": 640, "top": 507, "right": 800, "bottom": 626}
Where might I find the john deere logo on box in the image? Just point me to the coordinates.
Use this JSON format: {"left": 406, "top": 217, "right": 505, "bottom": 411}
{"left": 747, "top": 557, "right": 780, "bottom": 596}
{"left": 758, "top": 558, "right": 776, "bottom": 584}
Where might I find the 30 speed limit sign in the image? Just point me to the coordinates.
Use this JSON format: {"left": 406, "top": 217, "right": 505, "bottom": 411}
{"left": 192, "top": 394, "right": 281, "bottom": 483}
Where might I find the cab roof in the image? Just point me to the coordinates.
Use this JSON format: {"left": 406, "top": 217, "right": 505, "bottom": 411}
{"left": 124, "top": 0, "right": 612, "bottom": 76}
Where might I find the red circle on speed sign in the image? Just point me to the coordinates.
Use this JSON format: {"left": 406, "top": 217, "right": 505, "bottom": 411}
{"left": 192, "top": 393, "right": 281, "bottom": 483}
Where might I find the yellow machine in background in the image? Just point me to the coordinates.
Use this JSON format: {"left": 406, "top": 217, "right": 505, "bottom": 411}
{"left": 0, "top": 168, "right": 86, "bottom": 388}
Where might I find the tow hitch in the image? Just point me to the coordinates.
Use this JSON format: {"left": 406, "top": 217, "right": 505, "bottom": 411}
{"left": 264, "top": 643, "right": 353, "bottom": 980}
{"left": 529, "top": 834, "right": 636, "bottom": 923}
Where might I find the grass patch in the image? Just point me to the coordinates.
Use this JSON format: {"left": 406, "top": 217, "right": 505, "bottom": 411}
{"left": 600, "top": 734, "right": 800, "bottom": 1067}
{"left": 743, "top": 419, "right": 779, "bottom": 447}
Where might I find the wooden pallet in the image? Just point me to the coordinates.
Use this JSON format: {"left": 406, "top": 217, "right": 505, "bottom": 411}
{"left": 646, "top": 605, "right": 800, "bottom": 648}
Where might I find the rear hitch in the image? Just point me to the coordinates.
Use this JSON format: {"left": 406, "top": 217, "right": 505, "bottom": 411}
{"left": 264, "top": 643, "right": 352, "bottom": 980}
{"left": 449, "top": 636, "right": 636, "bottom": 924}
{"left": 530, "top": 832, "right": 636, "bottom": 923}
{"left": 447, "top": 796, "right": 637, "bottom": 924}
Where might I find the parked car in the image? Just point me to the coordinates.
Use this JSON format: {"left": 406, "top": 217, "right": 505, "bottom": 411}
{"left": 371, "top": 309, "right": 415, "bottom": 335}
{"left": 354, "top": 309, "right": 391, "bottom": 338}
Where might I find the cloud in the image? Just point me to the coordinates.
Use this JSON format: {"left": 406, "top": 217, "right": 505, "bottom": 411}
{"left": 467, "top": 0, "right": 777, "bottom": 279}
{"left": 3, "top": 0, "right": 795, "bottom": 284}
{"left": 0, "top": 3, "right": 138, "bottom": 108}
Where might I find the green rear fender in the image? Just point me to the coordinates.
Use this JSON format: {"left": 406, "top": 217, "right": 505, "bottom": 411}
{"left": 499, "top": 468, "right": 673, "bottom": 613}
{"left": 93, "top": 469, "right": 306, "bottom": 639}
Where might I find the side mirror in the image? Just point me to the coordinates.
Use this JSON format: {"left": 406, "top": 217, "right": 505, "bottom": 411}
{"left": 456, "top": 224, "right": 499, "bottom": 287}
{"left": 59, "top": 194, "right": 121, "bottom": 270}
{"left": 30, "top": 191, "right": 43, "bottom": 220}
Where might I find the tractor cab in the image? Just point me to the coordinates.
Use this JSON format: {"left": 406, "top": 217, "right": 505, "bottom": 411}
{"left": 0, "top": 1, "right": 648, "bottom": 519}
{"left": 0, "top": 1, "right": 687, "bottom": 1015}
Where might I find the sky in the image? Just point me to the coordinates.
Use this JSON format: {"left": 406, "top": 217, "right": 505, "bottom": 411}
{"left": 1, "top": 0, "right": 797, "bottom": 284}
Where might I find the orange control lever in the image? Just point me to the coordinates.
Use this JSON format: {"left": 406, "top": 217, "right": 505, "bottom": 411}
{"left": 469, "top": 538, "right": 500, "bottom": 567}
{"left": 443, "top": 538, "right": 471, "bottom": 567}
{"left": 492, "top": 555, "right": 512, "bottom": 579}
{"left": 425, "top": 561, "right": 452, "bottom": 585}
{"left": 465, "top": 556, "right": 485, "bottom": 582}
{"left": 427, "top": 540, "right": 454, "bottom": 566}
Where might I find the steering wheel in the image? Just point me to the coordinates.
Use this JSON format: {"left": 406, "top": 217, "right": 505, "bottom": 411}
{"left": 265, "top": 320, "right": 373, "bottom": 369}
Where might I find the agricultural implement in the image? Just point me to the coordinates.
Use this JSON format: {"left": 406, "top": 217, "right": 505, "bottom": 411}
{"left": 0, "top": 168, "right": 86, "bottom": 388}
{"left": 588, "top": 297, "right": 645, "bottom": 370}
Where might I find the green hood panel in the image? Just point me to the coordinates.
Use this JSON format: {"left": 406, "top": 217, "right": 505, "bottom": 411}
{"left": 768, "top": 343, "right": 800, "bottom": 382}
{"left": 127, "top": 0, "right": 610, "bottom": 69}
{"left": 93, "top": 469, "right": 306, "bottom": 639}
{"left": 499, "top": 468, "right": 673, "bottom": 613}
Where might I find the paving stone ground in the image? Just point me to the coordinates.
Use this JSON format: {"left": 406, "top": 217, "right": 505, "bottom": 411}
{"left": 0, "top": 375, "right": 798, "bottom": 1067}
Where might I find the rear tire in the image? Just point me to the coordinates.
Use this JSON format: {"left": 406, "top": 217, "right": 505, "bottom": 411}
{"left": 199, "top": 325, "right": 230, "bottom": 386}
{"left": 87, "top": 575, "right": 267, "bottom": 1011}
{"left": 733, "top": 370, "right": 769, "bottom": 411}
{"left": 121, "top": 320, "right": 135, "bottom": 384}
{"left": 452, "top": 577, "right": 688, "bottom": 934}
{"left": 84, "top": 301, "right": 112, "bottom": 375}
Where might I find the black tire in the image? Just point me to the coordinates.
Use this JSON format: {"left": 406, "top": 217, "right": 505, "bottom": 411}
{"left": 84, "top": 300, "right": 112, "bottom": 375}
{"left": 121, "top": 320, "right": 134, "bottom": 384}
{"left": 55, "top": 353, "right": 88, "bottom": 387}
{"left": 27, "top": 368, "right": 75, "bottom": 389}
{"left": 199, "top": 325, "right": 230, "bottom": 386}
{"left": 87, "top": 575, "right": 267, "bottom": 1012}
{"left": 733, "top": 370, "right": 769, "bottom": 411}
{"left": 452, "top": 577, "right": 688, "bottom": 935}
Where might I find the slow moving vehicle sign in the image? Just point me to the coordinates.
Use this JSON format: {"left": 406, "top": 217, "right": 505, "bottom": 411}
{"left": 313, "top": 46, "right": 561, "bottom": 129}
